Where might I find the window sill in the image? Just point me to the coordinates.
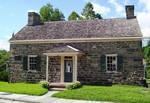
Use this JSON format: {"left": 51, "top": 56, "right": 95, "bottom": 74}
{"left": 106, "top": 71, "right": 118, "bottom": 73}
{"left": 27, "top": 70, "right": 37, "bottom": 72}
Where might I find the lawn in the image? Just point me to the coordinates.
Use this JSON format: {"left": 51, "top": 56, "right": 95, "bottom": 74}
{"left": 52, "top": 85, "right": 150, "bottom": 103}
{"left": 0, "top": 82, "right": 48, "bottom": 96}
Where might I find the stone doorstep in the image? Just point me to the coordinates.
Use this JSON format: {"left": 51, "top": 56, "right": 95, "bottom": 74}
{"left": 49, "top": 83, "right": 70, "bottom": 91}
{"left": 50, "top": 83, "right": 66, "bottom": 88}
{"left": 50, "top": 88, "right": 66, "bottom": 91}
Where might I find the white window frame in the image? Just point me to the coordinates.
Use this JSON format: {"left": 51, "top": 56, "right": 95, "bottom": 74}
{"left": 106, "top": 54, "right": 117, "bottom": 72}
{"left": 28, "top": 55, "right": 37, "bottom": 71}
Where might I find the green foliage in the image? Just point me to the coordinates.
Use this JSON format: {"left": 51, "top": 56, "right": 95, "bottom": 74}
{"left": 51, "top": 8, "right": 64, "bottom": 21}
{"left": 95, "top": 13, "right": 103, "bottom": 19}
{"left": 0, "top": 50, "right": 10, "bottom": 82}
{"left": 144, "top": 46, "right": 150, "bottom": 64}
{"left": 0, "top": 50, "right": 10, "bottom": 66}
{"left": 0, "top": 71, "right": 9, "bottom": 82}
{"left": 0, "top": 82, "right": 48, "bottom": 96}
{"left": 146, "top": 67, "right": 150, "bottom": 79}
{"left": 143, "top": 40, "right": 150, "bottom": 79}
{"left": 39, "top": 81, "right": 50, "bottom": 89}
{"left": 53, "top": 85, "right": 150, "bottom": 103}
{"left": 81, "top": 2, "right": 102, "bottom": 20}
{"left": 39, "top": 3, "right": 64, "bottom": 22}
{"left": 39, "top": 3, "right": 53, "bottom": 22}
{"left": 68, "top": 11, "right": 80, "bottom": 20}
{"left": 66, "top": 81, "right": 82, "bottom": 90}
{"left": 81, "top": 2, "right": 95, "bottom": 20}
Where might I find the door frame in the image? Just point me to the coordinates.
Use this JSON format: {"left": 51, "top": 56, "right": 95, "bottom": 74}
{"left": 60, "top": 55, "right": 77, "bottom": 83}
{"left": 64, "top": 56, "right": 73, "bottom": 82}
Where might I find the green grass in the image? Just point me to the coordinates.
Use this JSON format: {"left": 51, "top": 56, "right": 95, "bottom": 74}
{"left": 0, "top": 81, "right": 48, "bottom": 96}
{"left": 52, "top": 85, "right": 150, "bottom": 103}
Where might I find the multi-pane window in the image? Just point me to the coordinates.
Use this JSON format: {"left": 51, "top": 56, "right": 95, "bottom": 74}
{"left": 28, "top": 55, "right": 37, "bottom": 70}
{"left": 106, "top": 54, "right": 117, "bottom": 71}
{"left": 14, "top": 55, "right": 22, "bottom": 61}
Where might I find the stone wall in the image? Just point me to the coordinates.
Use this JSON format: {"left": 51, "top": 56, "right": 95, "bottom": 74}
{"left": 9, "top": 41, "right": 144, "bottom": 85}
{"left": 48, "top": 56, "right": 61, "bottom": 82}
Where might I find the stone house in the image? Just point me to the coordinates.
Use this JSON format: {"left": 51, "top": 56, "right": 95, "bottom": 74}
{"left": 9, "top": 5, "right": 144, "bottom": 85}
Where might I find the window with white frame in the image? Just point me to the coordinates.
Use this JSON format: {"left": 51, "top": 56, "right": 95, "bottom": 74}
{"left": 106, "top": 54, "right": 117, "bottom": 71}
{"left": 28, "top": 55, "right": 37, "bottom": 70}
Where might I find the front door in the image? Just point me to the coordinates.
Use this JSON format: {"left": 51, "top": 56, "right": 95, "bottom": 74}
{"left": 64, "top": 56, "right": 73, "bottom": 82}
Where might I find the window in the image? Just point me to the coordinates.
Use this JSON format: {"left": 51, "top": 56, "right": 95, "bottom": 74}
{"left": 65, "top": 61, "right": 72, "bottom": 73}
{"left": 106, "top": 54, "right": 117, "bottom": 71}
{"left": 28, "top": 55, "right": 37, "bottom": 70}
{"left": 14, "top": 55, "right": 22, "bottom": 61}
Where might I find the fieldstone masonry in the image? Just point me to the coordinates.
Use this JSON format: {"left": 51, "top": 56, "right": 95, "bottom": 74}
{"left": 9, "top": 41, "right": 144, "bottom": 85}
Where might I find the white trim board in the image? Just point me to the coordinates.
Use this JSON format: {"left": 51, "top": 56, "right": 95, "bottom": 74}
{"left": 43, "top": 52, "right": 82, "bottom": 56}
{"left": 10, "top": 37, "right": 142, "bottom": 44}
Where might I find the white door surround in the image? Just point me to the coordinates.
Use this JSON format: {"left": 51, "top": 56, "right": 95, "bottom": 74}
{"left": 44, "top": 53, "right": 78, "bottom": 83}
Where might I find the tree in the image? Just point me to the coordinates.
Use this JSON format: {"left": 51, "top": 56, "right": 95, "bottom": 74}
{"left": 81, "top": 2, "right": 102, "bottom": 20}
{"left": 143, "top": 40, "right": 150, "bottom": 79}
{"left": 0, "top": 50, "right": 10, "bottom": 66}
{"left": 39, "top": 3, "right": 53, "bottom": 22}
{"left": 0, "top": 50, "right": 10, "bottom": 71}
{"left": 39, "top": 3, "right": 64, "bottom": 22}
{"left": 0, "top": 50, "right": 10, "bottom": 81}
{"left": 95, "top": 13, "right": 103, "bottom": 19}
{"left": 51, "top": 9, "right": 64, "bottom": 21}
{"left": 68, "top": 11, "right": 80, "bottom": 20}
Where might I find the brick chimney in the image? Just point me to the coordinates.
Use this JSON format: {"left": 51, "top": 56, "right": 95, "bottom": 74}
{"left": 28, "top": 12, "right": 42, "bottom": 26}
{"left": 125, "top": 5, "right": 136, "bottom": 19}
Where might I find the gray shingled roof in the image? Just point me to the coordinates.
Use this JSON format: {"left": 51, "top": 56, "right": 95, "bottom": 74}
{"left": 46, "top": 45, "right": 81, "bottom": 53}
{"left": 10, "top": 18, "right": 142, "bottom": 40}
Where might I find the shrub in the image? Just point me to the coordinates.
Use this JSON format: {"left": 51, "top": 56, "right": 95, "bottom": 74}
{"left": 39, "top": 81, "right": 50, "bottom": 89}
{"left": 146, "top": 67, "right": 150, "bottom": 79}
{"left": 0, "top": 70, "right": 9, "bottom": 82}
{"left": 66, "top": 81, "right": 82, "bottom": 90}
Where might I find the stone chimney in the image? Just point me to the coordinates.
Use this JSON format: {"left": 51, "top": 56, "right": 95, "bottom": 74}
{"left": 125, "top": 5, "right": 136, "bottom": 19}
{"left": 28, "top": 12, "right": 42, "bottom": 26}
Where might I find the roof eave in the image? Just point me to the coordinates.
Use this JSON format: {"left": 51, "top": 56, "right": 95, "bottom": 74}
{"left": 9, "top": 37, "right": 143, "bottom": 44}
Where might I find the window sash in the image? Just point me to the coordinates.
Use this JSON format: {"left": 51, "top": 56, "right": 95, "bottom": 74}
{"left": 28, "top": 55, "right": 37, "bottom": 70}
{"left": 106, "top": 54, "right": 117, "bottom": 72}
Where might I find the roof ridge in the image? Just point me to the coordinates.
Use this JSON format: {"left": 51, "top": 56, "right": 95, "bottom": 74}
{"left": 44, "top": 18, "right": 131, "bottom": 24}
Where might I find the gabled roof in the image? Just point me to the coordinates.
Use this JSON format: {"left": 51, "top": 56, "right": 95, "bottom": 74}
{"left": 46, "top": 45, "right": 81, "bottom": 53}
{"left": 10, "top": 18, "right": 142, "bottom": 41}
{"left": 44, "top": 45, "right": 83, "bottom": 56}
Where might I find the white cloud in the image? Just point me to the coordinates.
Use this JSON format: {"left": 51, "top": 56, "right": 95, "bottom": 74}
{"left": 137, "top": 0, "right": 150, "bottom": 37}
{"left": 137, "top": 12, "right": 150, "bottom": 37}
{"left": 27, "top": 10, "right": 38, "bottom": 13}
{"left": 108, "top": 0, "right": 124, "bottom": 13}
{"left": 124, "top": 0, "right": 129, "bottom": 5}
{"left": 0, "top": 34, "right": 11, "bottom": 51}
{"left": 82, "top": 0, "right": 110, "bottom": 15}
{"left": 0, "top": 39, "right": 9, "bottom": 51}
{"left": 139, "top": 0, "right": 150, "bottom": 12}
{"left": 92, "top": 2, "right": 110, "bottom": 15}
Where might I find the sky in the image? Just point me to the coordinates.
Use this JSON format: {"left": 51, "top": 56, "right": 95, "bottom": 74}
{"left": 0, "top": 0, "right": 149, "bottom": 50}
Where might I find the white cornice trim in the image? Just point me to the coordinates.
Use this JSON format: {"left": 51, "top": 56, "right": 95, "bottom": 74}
{"left": 43, "top": 52, "right": 82, "bottom": 56}
{"left": 9, "top": 37, "right": 142, "bottom": 44}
